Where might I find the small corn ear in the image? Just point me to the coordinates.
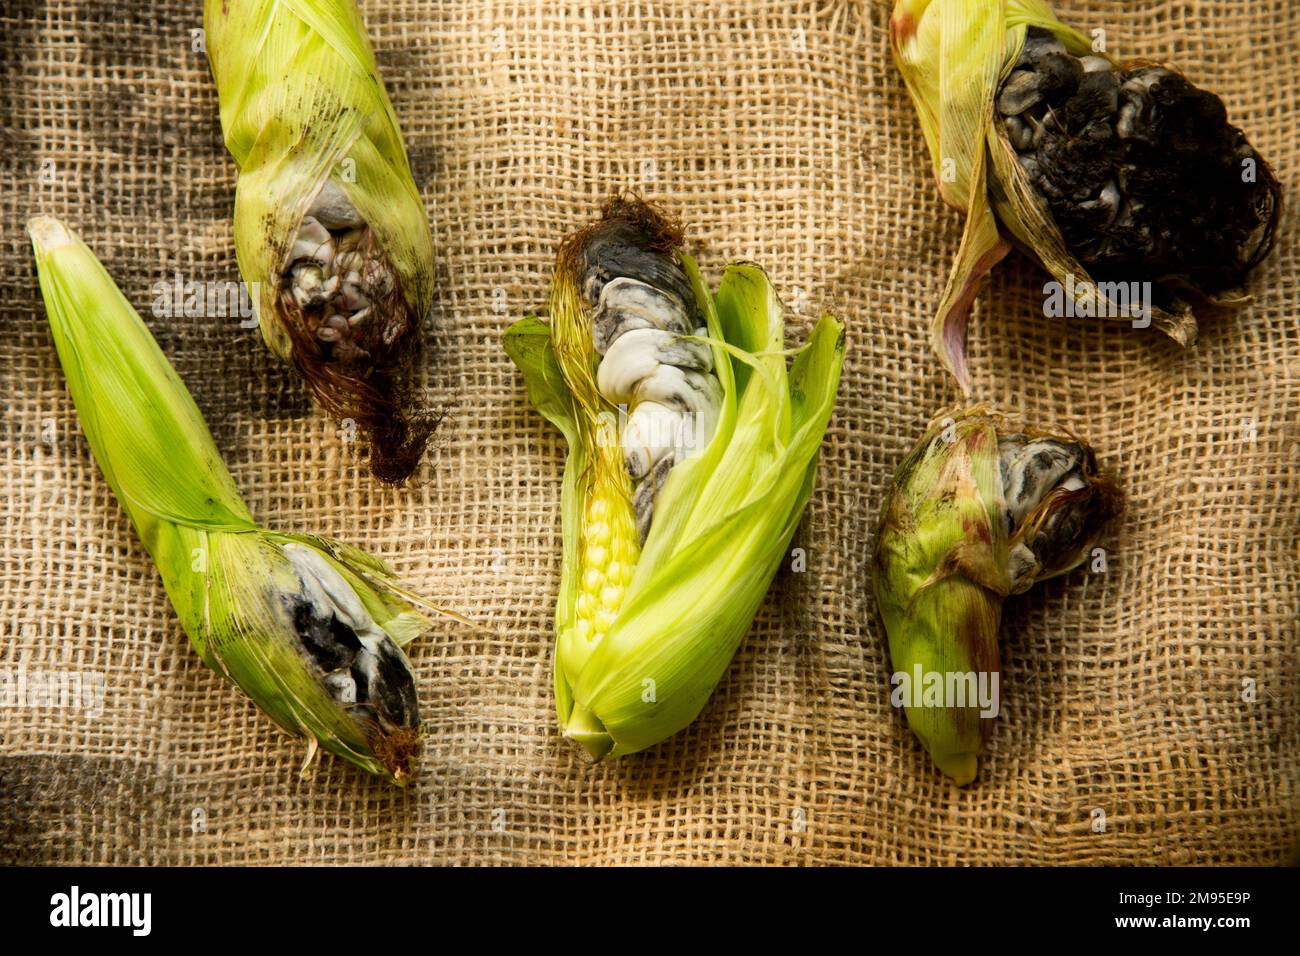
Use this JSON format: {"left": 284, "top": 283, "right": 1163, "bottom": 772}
{"left": 872, "top": 407, "right": 1122, "bottom": 784}
{"left": 29, "top": 216, "right": 430, "bottom": 783}
{"left": 205, "top": 0, "right": 436, "bottom": 482}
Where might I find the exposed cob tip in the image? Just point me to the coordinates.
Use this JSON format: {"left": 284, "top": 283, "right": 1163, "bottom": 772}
{"left": 563, "top": 703, "right": 615, "bottom": 762}
{"left": 27, "top": 215, "right": 74, "bottom": 251}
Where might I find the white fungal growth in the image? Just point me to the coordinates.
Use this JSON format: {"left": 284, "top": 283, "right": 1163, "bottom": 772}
{"left": 597, "top": 327, "right": 712, "bottom": 403}
{"left": 589, "top": 277, "right": 722, "bottom": 539}
{"left": 622, "top": 400, "right": 685, "bottom": 480}
{"left": 999, "top": 438, "right": 1086, "bottom": 531}
{"left": 282, "top": 542, "right": 416, "bottom": 727}
{"left": 289, "top": 216, "right": 334, "bottom": 265}
{"left": 283, "top": 180, "right": 395, "bottom": 361}
{"left": 592, "top": 277, "right": 693, "bottom": 353}
{"left": 998, "top": 436, "right": 1096, "bottom": 591}
{"left": 310, "top": 179, "right": 366, "bottom": 231}
{"left": 283, "top": 543, "right": 390, "bottom": 651}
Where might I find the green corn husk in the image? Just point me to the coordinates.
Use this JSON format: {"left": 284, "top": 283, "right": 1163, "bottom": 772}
{"left": 872, "top": 406, "right": 1122, "bottom": 784}
{"left": 205, "top": 0, "right": 436, "bottom": 483}
{"left": 505, "top": 199, "right": 845, "bottom": 760}
{"left": 889, "top": 0, "right": 1280, "bottom": 389}
{"left": 29, "top": 216, "right": 432, "bottom": 784}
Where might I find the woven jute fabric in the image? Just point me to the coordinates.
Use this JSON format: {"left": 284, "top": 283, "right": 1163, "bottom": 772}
{"left": 1, "top": 0, "right": 1296, "bottom": 866}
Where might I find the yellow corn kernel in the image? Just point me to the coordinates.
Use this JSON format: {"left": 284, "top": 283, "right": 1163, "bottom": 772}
{"left": 575, "top": 445, "right": 640, "bottom": 648}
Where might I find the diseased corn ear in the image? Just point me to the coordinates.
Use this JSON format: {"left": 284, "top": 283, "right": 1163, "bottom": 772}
{"left": 997, "top": 28, "right": 1278, "bottom": 308}
{"left": 29, "top": 216, "right": 433, "bottom": 784}
{"left": 889, "top": 0, "right": 1281, "bottom": 389}
{"left": 872, "top": 406, "right": 1122, "bottom": 784}
{"left": 204, "top": 0, "right": 437, "bottom": 483}
{"left": 506, "top": 196, "right": 845, "bottom": 760}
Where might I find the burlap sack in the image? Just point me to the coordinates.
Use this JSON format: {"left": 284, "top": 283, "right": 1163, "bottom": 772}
{"left": 1, "top": 0, "right": 1295, "bottom": 866}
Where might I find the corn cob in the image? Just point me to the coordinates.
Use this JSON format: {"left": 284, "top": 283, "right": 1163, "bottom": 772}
{"left": 872, "top": 407, "right": 1123, "bottom": 784}
{"left": 505, "top": 196, "right": 845, "bottom": 760}
{"left": 889, "top": 0, "right": 1280, "bottom": 387}
{"left": 29, "top": 216, "right": 432, "bottom": 783}
{"left": 204, "top": 0, "right": 436, "bottom": 482}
